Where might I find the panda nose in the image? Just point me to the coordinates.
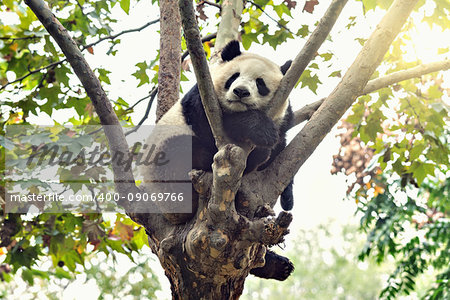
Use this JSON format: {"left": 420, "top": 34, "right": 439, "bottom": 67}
{"left": 233, "top": 87, "right": 250, "bottom": 99}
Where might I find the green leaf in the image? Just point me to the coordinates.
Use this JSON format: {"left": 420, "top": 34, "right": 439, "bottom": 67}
{"left": 54, "top": 267, "right": 73, "bottom": 279}
{"left": 71, "top": 97, "right": 91, "bottom": 117}
{"left": 120, "top": 0, "right": 130, "bottom": 14}
{"left": 329, "top": 70, "right": 341, "bottom": 78}
{"left": 273, "top": 4, "right": 291, "bottom": 18}
{"left": 409, "top": 142, "right": 426, "bottom": 161}
{"left": 39, "top": 86, "right": 61, "bottom": 104}
{"left": 31, "top": 268, "right": 50, "bottom": 280}
{"left": 411, "top": 162, "right": 435, "bottom": 185}
{"left": 253, "top": 0, "right": 270, "bottom": 7}
{"left": 296, "top": 70, "right": 321, "bottom": 94}
{"left": 427, "top": 85, "right": 443, "bottom": 99}
{"left": 180, "top": 72, "right": 189, "bottom": 82}
{"left": 44, "top": 35, "right": 58, "bottom": 56}
{"left": 54, "top": 64, "right": 71, "bottom": 86}
{"left": 241, "top": 32, "right": 259, "bottom": 50}
{"left": 437, "top": 47, "right": 449, "bottom": 54}
{"left": 132, "top": 61, "right": 150, "bottom": 87}
{"left": 97, "top": 68, "right": 111, "bottom": 85}
{"left": 21, "top": 269, "right": 34, "bottom": 285}
{"left": 296, "top": 25, "right": 309, "bottom": 38}
{"left": 320, "top": 52, "right": 333, "bottom": 61}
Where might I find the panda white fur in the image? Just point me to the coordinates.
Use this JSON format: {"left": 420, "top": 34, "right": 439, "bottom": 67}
{"left": 146, "top": 41, "right": 295, "bottom": 281}
{"left": 156, "top": 40, "right": 294, "bottom": 211}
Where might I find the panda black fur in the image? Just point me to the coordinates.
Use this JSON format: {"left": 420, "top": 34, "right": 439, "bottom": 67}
{"left": 159, "top": 40, "right": 294, "bottom": 210}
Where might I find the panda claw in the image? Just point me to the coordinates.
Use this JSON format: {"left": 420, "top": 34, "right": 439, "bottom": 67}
{"left": 250, "top": 250, "right": 294, "bottom": 281}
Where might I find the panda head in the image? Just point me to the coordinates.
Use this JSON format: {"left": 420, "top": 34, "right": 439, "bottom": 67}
{"left": 211, "top": 41, "right": 292, "bottom": 115}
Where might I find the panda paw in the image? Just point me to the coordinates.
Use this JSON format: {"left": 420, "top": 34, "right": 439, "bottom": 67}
{"left": 281, "top": 180, "right": 294, "bottom": 211}
{"left": 250, "top": 250, "right": 294, "bottom": 281}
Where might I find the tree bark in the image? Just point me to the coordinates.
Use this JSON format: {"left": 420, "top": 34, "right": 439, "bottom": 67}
{"left": 214, "top": 0, "right": 243, "bottom": 51}
{"left": 157, "top": 0, "right": 181, "bottom": 121}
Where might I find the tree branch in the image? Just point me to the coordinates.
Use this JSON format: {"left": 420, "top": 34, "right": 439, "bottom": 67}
{"left": 25, "top": 0, "right": 140, "bottom": 209}
{"left": 214, "top": 0, "right": 244, "bottom": 51}
{"left": 292, "top": 59, "right": 450, "bottom": 125}
{"left": 363, "top": 59, "right": 450, "bottom": 94}
{"left": 179, "top": 0, "right": 228, "bottom": 147}
{"left": 265, "top": 0, "right": 420, "bottom": 198}
{"left": 268, "top": 0, "right": 348, "bottom": 119}
{"left": 247, "top": 0, "right": 294, "bottom": 34}
{"left": 125, "top": 86, "right": 157, "bottom": 111}
{"left": 197, "top": 0, "right": 221, "bottom": 10}
{"left": 156, "top": 0, "right": 181, "bottom": 121}
{"left": 124, "top": 87, "right": 158, "bottom": 136}
{"left": 293, "top": 98, "right": 324, "bottom": 125}
{"left": 0, "top": 36, "right": 41, "bottom": 41}
{"left": 0, "top": 60, "right": 63, "bottom": 91}
{"left": 82, "top": 18, "right": 160, "bottom": 50}
{"left": 181, "top": 32, "right": 217, "bottom": 61}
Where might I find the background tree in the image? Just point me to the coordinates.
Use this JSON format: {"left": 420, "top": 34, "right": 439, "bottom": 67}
{"left": 243, "top": 222, "right": 389, "bottom": 300}
{"left": 0, "top": 0, "right": 449, "bottom": 299}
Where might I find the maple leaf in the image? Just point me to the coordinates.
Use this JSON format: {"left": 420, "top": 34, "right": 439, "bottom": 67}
{"left": 283, "top": 0, "right": 297, "bottom": 10}
{"left": 303, "top": 0, "right": 319, "bottom": 14}
{"left": 196, "top": 3, "right": 208, "bottom": 21}
{"left": 112, "top": 221, "right": 134, "bottom": 241}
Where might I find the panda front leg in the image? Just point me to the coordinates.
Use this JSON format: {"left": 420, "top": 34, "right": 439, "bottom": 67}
{"left": 250, "top": 250, "right": 294, "bottom": 281}
{"left": 223, "top": 110, "right": 279, "bottom": 148}
{"left": 245, "top": 147, "right": 271, "bottom": 173}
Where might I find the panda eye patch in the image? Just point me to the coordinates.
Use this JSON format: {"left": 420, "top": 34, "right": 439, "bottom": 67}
{"left": 256, "top": 78, "right": 270, "bottom": 96}
{"left": 224, "top": 72, "right": 240, "bottom": 89}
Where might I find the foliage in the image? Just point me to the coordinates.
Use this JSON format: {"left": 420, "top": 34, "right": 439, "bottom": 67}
{"left": 0, "top": 213, "right": 149, "bottom": 284}
{"left": 83, "top": 251, "right": 161, "bottom": 300}
{"left": 331, "top": 1, "right": 450, "bottom": 298}
{"left": 0, "top": 248, "right": 160, "bottom": 300}
{"left": 357, "top": 178, "right": 449, "bottom": 299}
{"left": 243, "top": 222, "right": 393, "bottom": 300}
{"left": 0, "top": 0, "right": 449, "bottom": 298}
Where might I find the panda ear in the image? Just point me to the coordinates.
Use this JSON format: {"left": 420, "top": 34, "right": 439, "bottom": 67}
{"left": 221, "top": 40, "right": 241, "bottom": 62}
{"left": 280, "top": 60, "right": 292, "bottom": 75}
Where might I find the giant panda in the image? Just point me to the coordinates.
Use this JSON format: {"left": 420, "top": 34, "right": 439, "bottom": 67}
{"left": 141, "top": 41, "right": 295, "bottom": 281}
{"left": 140, "top": 41, "right": 294, "bottom": 280}
{"left": 154, "top": 40, "right": 294, "bottom": 212}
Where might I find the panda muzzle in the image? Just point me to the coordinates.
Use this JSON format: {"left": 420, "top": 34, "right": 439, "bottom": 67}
{"left": 233, "top": 87, "right": 250, "bottom": 99}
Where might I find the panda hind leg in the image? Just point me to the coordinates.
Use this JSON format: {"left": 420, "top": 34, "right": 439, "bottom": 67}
{"left": 250, "top": 250, "right": 294, "bottom": 281}
{"left": 280, "top": 180, "right": 294, "bottom": 211}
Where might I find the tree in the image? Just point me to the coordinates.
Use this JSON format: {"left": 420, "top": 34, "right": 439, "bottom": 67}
{"left": 1, "top": 0, "right": 449, "bottom": 299}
